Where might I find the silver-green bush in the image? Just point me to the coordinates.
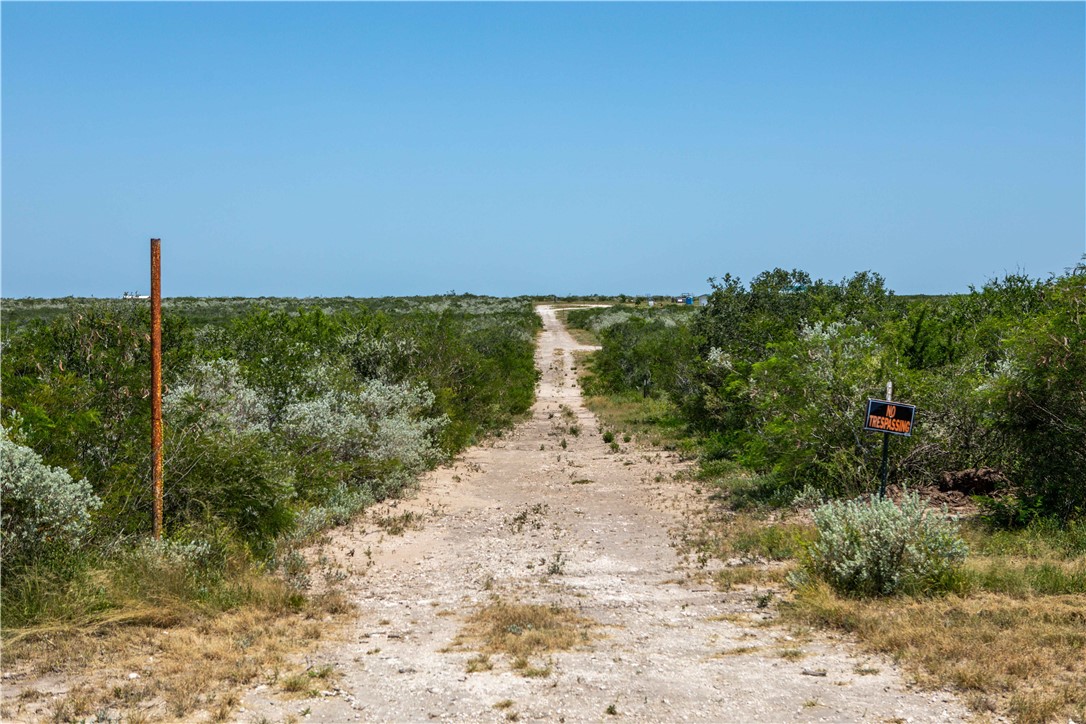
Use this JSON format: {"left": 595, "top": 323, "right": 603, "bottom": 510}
{"left": 165, "top": 358, "right": 269, "bottom": 435}
{"left": 797, "top": 490, "right": 967, "bottom": 597}
{"left": 1, "top": 432, "right": 101, "bottom": 565}
{"left": 281, "top": 376, "right": 446, "bottom": 488}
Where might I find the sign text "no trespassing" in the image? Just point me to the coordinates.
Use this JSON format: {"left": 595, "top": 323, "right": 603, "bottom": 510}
{"left": 864, "top": 399, "right": 917, "bottom": 437}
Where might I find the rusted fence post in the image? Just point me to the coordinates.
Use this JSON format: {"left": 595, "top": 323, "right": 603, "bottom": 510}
{"left": 151, "top": 238, "right": 163, "bottom": 539}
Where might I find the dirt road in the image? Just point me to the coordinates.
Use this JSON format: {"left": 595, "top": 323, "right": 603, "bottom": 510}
{"left": 242, "top": 305, "right": 965, "bottom": 723}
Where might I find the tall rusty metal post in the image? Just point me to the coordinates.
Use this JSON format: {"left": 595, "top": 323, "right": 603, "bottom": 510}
{"left": 151, "top": 238, "right": 163, "bottom": 539}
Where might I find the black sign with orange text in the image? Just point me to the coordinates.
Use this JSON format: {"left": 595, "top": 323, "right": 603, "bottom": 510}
{"left": 864, "top": 399, "right": 917, "bottom": 437}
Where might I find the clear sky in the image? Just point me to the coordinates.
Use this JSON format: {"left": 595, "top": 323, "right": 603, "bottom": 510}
{"left": 2, "top": 2, "right": 1083, "bottom": 298}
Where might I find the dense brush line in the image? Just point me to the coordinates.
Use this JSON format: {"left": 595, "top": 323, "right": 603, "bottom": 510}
{"left": 572, "top": 263, "right": 1086, "bottom": 523}
{"left": 0, "top": 297, "right": 541, "bottom": 627}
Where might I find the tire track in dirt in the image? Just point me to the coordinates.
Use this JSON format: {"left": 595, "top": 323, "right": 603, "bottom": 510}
{"left": 241, "top": 305, "right": 966, "bottom": 723}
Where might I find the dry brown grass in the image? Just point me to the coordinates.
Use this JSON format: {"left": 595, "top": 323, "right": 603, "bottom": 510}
{"left": 0, "top": 589, "right": 351, "bottom": 723}
{"left": 449, "top": 598, "right": 596, "bottom": 677}
{"left": 465, "top": 654, "right": 494, "bottom": 673}
{"left": 714, "top": 564, "right": 790, "bottom": 590}
{"left": 787, "top": 582, "right": 1086, "bottom": 724}
{"left": 776, "top": 647, "right": 808, "bottom": 661}
{"left": 711, "top": 645, "right": 762, "bottom": 657}
{"left": 465, "top": 599, "right": 594, "bottom": 658}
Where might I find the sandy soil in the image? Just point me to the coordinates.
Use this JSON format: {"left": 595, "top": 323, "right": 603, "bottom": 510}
{"left": 240, "top": 305, "right": 967, "bottom": 724}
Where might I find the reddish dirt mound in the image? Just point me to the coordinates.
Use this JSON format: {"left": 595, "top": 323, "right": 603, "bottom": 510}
{"left": 938, "top": 467, "right": 1007, "bottom": 495}
{"left": 886, "top": 483, "right": 978, "bottom": 514}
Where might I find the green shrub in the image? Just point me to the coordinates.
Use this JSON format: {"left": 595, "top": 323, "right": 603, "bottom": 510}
{"left": 588, "top": 316, "right": 694, "bottom": 399}
{"left": 797, "top": 491, "right": 968, "bottom": 597}
{"left": 741, "top": 320, "right": 888, "bottom": 495}
{"left": 1, "top": 432, "right": 101, "bottom": 568}
{"left": 989, "top": 264, "right": 1086, "bottom": 521}
{"left": 163, "top": 430, "right": 295, "bottom": 554}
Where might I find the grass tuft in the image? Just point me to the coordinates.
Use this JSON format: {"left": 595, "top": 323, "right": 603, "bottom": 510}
{"left": 465, "top": 654, "right": 493, "bottom": 673}
{"left": 448, "top": 598, "right": 596, "bottom": 678}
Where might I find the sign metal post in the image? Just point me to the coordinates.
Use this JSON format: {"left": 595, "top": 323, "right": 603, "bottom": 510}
{"left": 878, "top": 382, "right": 891, "bottom": 498}
{"left": 863, "top": 381, "right": 917, "bottom": 499}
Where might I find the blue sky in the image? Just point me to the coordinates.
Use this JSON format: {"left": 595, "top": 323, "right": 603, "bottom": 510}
{"left": 2, "top": 2, "right": 1083, "bottom": 298}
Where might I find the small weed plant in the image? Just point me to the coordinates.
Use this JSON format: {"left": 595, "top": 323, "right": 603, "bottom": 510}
{"left": 507, "top": 503, "right": 548, "bottom": 533}
{"left": 372, "top": 510, "right": 423, "bottom": 536}
{"left": 796, "top": 490, "right": 967, "bottom": 597}
{"left": 544, "top": 551, "right": 567, "bottom": 575}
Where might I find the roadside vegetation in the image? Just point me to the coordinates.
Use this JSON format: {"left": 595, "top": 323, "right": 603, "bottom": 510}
{"left": 569, "top": 263, "right": 1086, "bottom": 723}
{"left": 0, "top": 294, "right": 540, "bottom": 721}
